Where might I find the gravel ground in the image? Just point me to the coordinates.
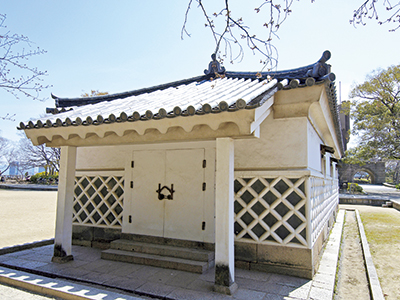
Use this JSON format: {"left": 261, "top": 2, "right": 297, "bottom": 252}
{"left": 0, "top": 282, "right": 61, "bottom": 300}
{"left": 0, "top": 189, "right": 57, "bottom": 248}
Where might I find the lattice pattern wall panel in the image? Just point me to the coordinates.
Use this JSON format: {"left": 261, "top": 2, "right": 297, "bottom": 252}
{"left": 310, "top": 176, "right": 338, "bottom": 244}
{"left": 234, "top": 176, "right": 307, "bottom": 247}
{"left": 73, "top": 175, "right": 124, "bottom": 228}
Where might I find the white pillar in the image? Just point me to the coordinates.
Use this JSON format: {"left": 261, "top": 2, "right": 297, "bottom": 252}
{"left": 52, "top": 146, "right": 77, "bottom": 263}
{"left": 325, "top": 152, "right": 332, "bottom": 178}
{"left": 214, "top": 138, "right": 237, "bottom": 294}
{"left": 332, "top": 161, "right": 337, "bottom": 179}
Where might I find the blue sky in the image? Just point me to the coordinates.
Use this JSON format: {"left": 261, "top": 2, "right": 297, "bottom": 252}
{"left": 1, "top": 0, "right": 399, "bottom": 145}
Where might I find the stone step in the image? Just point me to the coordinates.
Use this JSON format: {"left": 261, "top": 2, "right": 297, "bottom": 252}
{"left": 109, "top": 239, "right": 214, "bottom": 262}
{"left": 101, "top": 248, "right": 211, "bottom": 274}
{"left": 382, "top": 201, "right": 393, "bottom": 208}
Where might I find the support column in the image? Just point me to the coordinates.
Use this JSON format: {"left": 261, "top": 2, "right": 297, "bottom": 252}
{"left": 332, "top": 161, "right": 337, "bottom": 179}
{"left": 325, "top": 152, "right": 332, "bottom": 178}
{"left": 214, "top": 138, "right": 237, "bottom": 295}
{"left": 52, "top": 146, "right": 77, "bottom": 263}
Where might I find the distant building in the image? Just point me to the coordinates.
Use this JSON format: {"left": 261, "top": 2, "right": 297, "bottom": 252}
{"left": 338, "top": 101, "right": 350, "bottom": 152}
{"left": 9, "top": 162, "right": 19, "bottom": 176}
{"left": 1, "top": 163, "right": 44, "bottom": 176}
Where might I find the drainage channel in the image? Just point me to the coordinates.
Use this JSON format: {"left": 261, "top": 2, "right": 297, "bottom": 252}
{"left": 334, "top": 209, "right": 371, "bottom": 299}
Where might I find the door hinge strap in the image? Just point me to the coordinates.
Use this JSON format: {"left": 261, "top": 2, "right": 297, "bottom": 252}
{"left": 202, "top": 182, "right": 206, "bottom": 191}
{"left": 131, "top": 161, "right": 134, "bottom": 168}
{"left": 203, "top": 159, "right": 206, "bottom": 168}
{"left": 130, "top": 181, "right": 134, "bottom": 188}
{"left": 202, "top": 221, "right": 206, "bottom": 230}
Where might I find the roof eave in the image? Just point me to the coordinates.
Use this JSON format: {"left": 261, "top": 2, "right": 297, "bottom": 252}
{"left": 24, "top": 108, "right": 261, "bottom": 147}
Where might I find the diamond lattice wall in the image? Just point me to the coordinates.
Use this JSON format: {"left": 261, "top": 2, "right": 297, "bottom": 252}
{"left": 73, "top": 175, "right": 124, "bottom": 228}
{"left": 310, "top": 176, "right": 338, "bottom": 244}
{"left": 234, "top": 176, "right": 307, "bottom": 247}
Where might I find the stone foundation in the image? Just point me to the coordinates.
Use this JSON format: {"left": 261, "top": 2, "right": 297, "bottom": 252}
{"left": 235, "top": 242, "right": 313, "bottom": 278}
{"left": 72, "top": 225, "right": 121, "bottom": 249}
{"left": 339, "top": 196, "right": 388, "bottom": 206}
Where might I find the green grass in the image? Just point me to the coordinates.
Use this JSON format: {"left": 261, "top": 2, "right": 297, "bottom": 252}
{"left": 360, "top": 211, "right": 400, "bottom": 245}
{"left": 358, "top": 209, "right": 400, "bottom": 296}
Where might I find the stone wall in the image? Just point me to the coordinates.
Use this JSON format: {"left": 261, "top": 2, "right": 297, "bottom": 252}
{"left": 339, "top": 162, "right": 386, "bottom": 184}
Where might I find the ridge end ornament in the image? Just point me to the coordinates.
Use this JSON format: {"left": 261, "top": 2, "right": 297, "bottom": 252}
{"left": 204, "top": 54, "right": 226, "bottom": 77}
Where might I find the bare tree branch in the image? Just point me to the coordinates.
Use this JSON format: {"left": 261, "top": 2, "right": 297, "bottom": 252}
{"left": 0, "top": 113, "right": 16, "bottom": 121}
{"left": 17, "top": 135, "right": 60, "bottom": 174}
{"left": 0, "top": 135, "right": 12, "bottom": 176}
{"left": 0, "top": 14, "right": 50, "bottom": 102}
{"left": 182, "top": 0, "right": 302, "bottom": 70}
{"left": 183, "top": 1, "right": 399, "bottom": 71}
{"left": 351, "top": 0, "right": 400, "bottom": 31}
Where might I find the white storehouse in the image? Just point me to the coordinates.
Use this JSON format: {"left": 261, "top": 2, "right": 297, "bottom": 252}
{"left": 21, "top": 51, "right": 345, "bottom": 294}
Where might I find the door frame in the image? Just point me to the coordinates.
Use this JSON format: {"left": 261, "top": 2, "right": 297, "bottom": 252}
{"left": 122, "top": 141, "right": 216, "bottom": 243}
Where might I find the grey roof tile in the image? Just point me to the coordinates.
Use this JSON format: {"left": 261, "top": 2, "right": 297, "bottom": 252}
{"left": 23, "top": 77, "right": 279, "bottom": 127}
{"left": 19, "top": 50, "right": 344, "bottom": 154}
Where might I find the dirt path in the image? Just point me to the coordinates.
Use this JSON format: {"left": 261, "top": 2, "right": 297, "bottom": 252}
{"left": 334, "top": 209, "right": 370, "bottom": 299}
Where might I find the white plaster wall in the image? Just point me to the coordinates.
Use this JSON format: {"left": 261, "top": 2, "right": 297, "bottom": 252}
{"left": 235, "top": 113, "right": 308, "bottom": 170}
{"left": 76, "top": 142, "right": 217, "bottom": 170}
{"left": 307, "top": 120, "right": 324, "bottom": 174}
{"left": 76, "top": 145, "right": 130, "bottom": 169}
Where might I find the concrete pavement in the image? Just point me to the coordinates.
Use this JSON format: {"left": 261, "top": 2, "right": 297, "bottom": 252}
{"left": 0, "top": 210, "right": 343, "bottom": 300}
{"left": 0, "top": 221, "right": 340, "bottom": 300}
{"left": 360, "top": 184, "right": 400, "bottom": 210}
{"left": 340, "top": 184, "right": 400, "bottom": 211}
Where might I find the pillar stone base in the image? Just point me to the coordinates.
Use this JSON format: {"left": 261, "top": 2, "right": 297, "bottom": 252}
{"left": 51, "top": 255, "right": 73, "bottom": 263}
{"left": 214, "top": 282, "right": 238, "bottom": 295}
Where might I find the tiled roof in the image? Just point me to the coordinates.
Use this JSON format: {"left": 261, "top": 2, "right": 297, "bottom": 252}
{"left": 18, "top": 50, "right": 343, "bottom": 153}
{"left": 22, "top": 76, "right": 280, "bottom": 128}
{"left": 48, "top": 51, "right": 334, "bottom": 110}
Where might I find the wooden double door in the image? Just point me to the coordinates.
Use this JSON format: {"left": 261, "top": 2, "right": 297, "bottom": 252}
{"left": 126, "top": 148, "right": 210, "bottom": 242}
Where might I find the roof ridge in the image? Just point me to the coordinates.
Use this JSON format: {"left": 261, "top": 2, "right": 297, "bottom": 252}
{"left": 52, "top": 74, "right": 208, "bottom": 108}
{"left": 226, "top": 51, "right": 332, "bottom": 80}
{"left": 50, "top": 50, "right": 334, "bottom": 109}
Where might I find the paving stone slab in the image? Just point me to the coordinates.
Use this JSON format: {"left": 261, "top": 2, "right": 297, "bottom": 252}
{"left": 135, "top": 281, "right": 177, "bottom": 298}
{"left": 308, "top": 286, "right": 332, "bottom": 300}
{"left": 164, "top": 270, "right": 199, "bottom": 288}
{"left": 167, "top": 287, "right": 217, "bottom": 300}
{"left": 232, "top": 288, "right": 266, "bottom": 300}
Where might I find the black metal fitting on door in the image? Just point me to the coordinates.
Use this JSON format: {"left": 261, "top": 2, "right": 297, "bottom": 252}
{"left": 156, "top": 184, "right": 175, "bottom": 200}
